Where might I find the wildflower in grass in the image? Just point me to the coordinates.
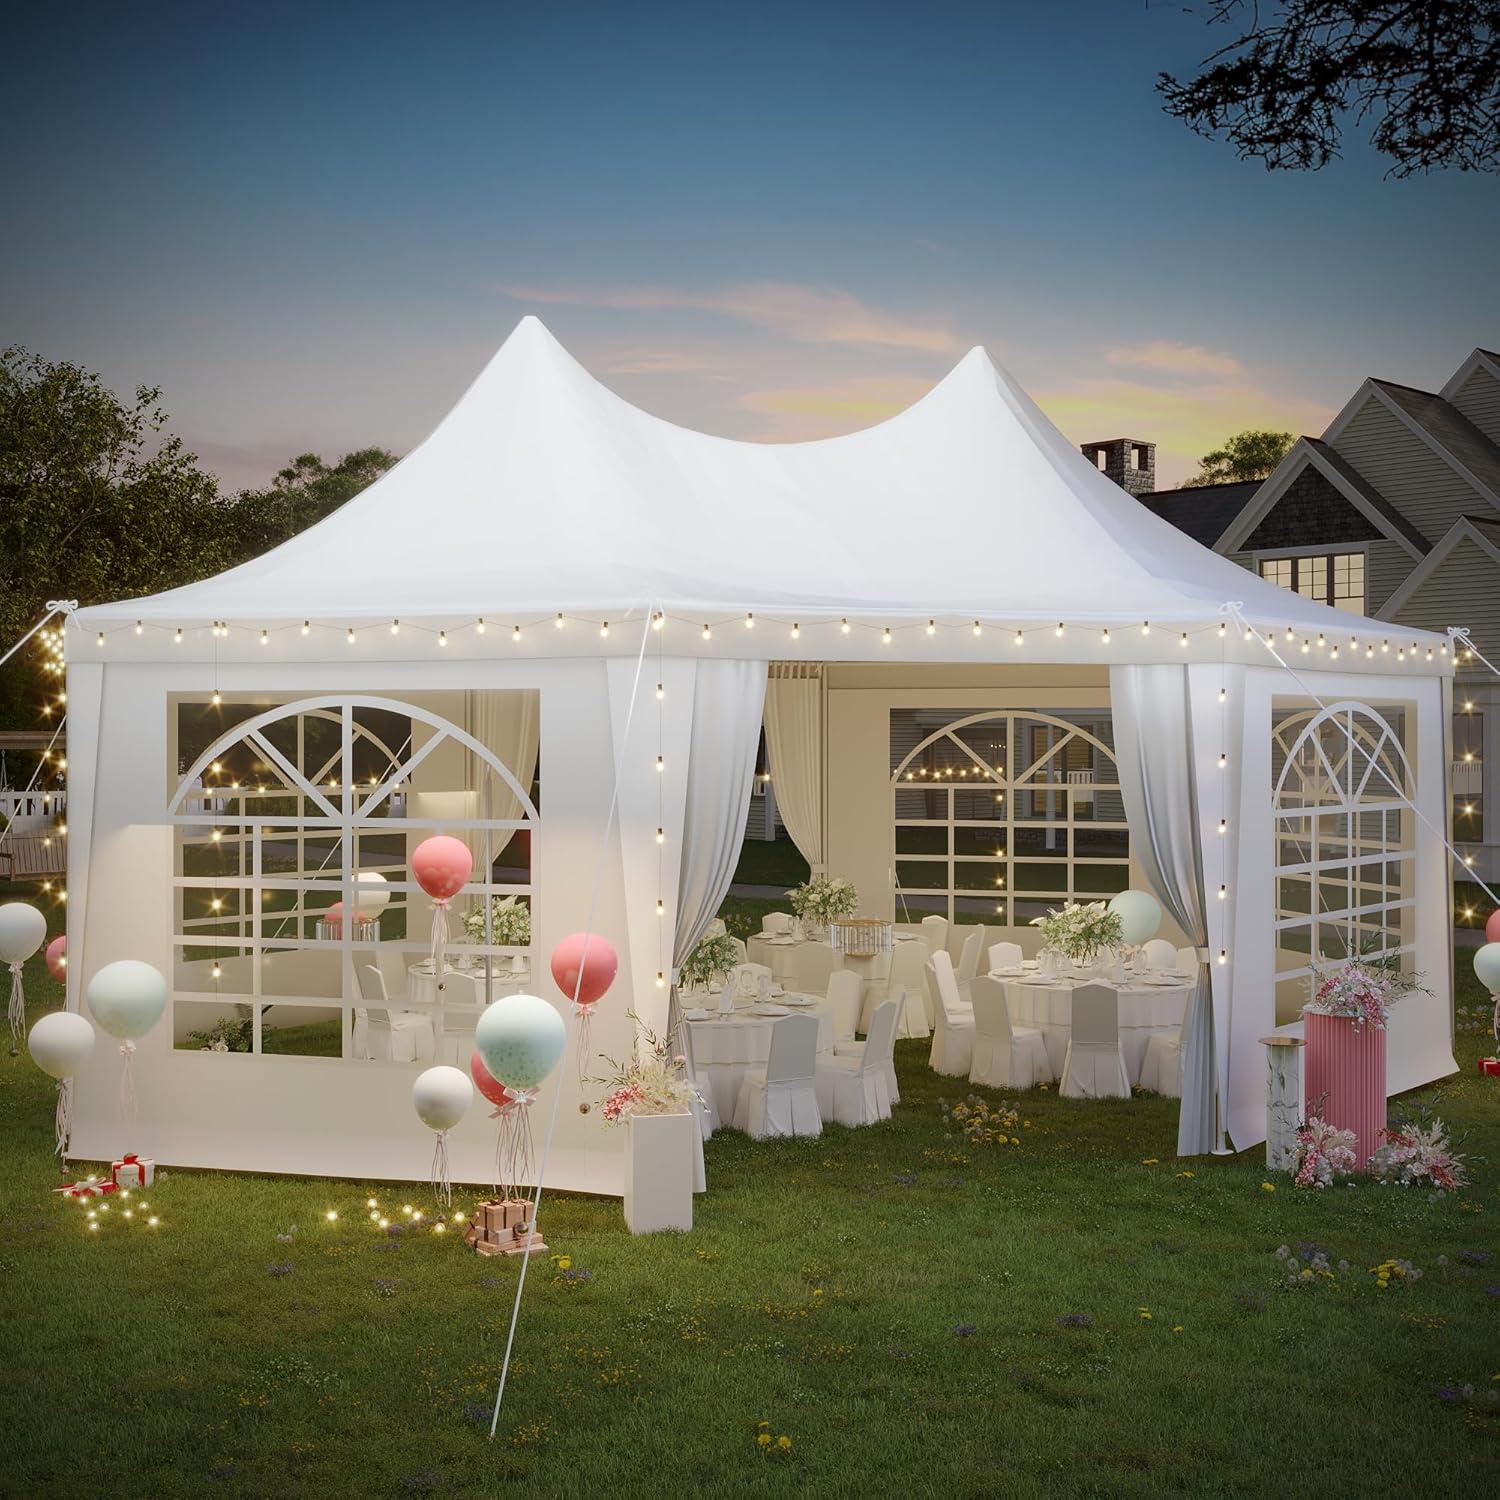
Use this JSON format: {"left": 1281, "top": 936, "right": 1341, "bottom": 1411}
{"left": 1056, "top": 1313, "right": 1092, "bottom": 1328}
{"left": 1261, "top": 1182, "right": 1275, "bottom": 1193}
{"left": 1140, "top": 1158, "right": 1159, "bottom": 1166}
{"left": 777, "top": 1435, "right": 791, "bottom": 1451}
{"left": 267, "top": 1261, "right": 293, "bottom": 1277}
{"left": 1172, "top": 1325, "right": 1183, "bottom": 1334}
{"left": 953, "top": 1322, "right": 977, "bottom": 1337}
{"left": 1175, "top": 1171, "right": 1194, "bottom": 1179}
{"left": 757, "top": 1433, "right": 771, "bottom": 1448}
{"left": 1457, "top": 1249, "right": 1493, "bottom": 1266}
{"left": 1139, "top": 1308, "right": 1152, "bottom": 1321}
{"left": 556, "top": 1255, "right": 572, "bottom": 1270}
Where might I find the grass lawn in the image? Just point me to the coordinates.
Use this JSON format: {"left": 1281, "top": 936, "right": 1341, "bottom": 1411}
{"left": 2, "top": 889, "right": 1498, "bottom": 1497}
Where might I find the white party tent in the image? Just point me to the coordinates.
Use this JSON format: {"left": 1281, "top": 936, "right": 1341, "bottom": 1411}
{"left": 63, "top": 316, "right": 1456, "bottom": 1192}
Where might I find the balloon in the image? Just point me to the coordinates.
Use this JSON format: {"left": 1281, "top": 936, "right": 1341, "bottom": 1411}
{"left": 412, "top": 836, "right": 472, "bottom": 901}
{"left": 86, "top": 960, "right": 167, "bottom": 1041}
{"left": 27, "top": 1010, "right": 95, "bottom": 1079}
{"left": 412, "top": 1064, "right": 473, "bottom": 1131}
{"left": 45, "top": 935, "right": 67, "bottom": 983}
{"left": 470, "top": 1048, "right": 516, "bottom": 1110}
{"left": 1108, "top": 889, "right": 1162, "bottom": 947}
{"left": 475, "top": 994, "right": 566, "bottom": 1091}
{"left": 355, "top": 871, "right": 391, "bottom": 917}
{"left": 1474, "top": 943, "right": 1500, "bottom": 994}
{"left": 550, "top": 932, "right": 618, "bottom": 1008}
{"left": 324, "top": 901, "right": 345, "bottom": 927}
{"left": 0, "top": 902, "right": 47, "bottom": 964}
{"left": 1487, "top": 909, "right": 1500, "bottom": 945}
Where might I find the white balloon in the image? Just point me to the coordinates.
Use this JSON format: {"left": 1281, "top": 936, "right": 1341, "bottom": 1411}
{"left": 0, "top": 902, "right": 47, "bottom": 964}
{"left": 1108, "top": 889, "right": 1162, "bottom": 947}
{"left": 412, "top": 1064, "right": 473, "bottom": 1131}
{"left": 475, "top": 993, "right": 566, "bottom": 1090}
{"left": 27, "top": 1010, "right": 95, "bottom": 1079}
{"left": 355, "top": 871, "right": 391, "bottom": 917}
{"left": 1474, "top": 943, "right": 1500, "bottom": 994}
{"left": 86, "top": 960, "right": 168, "bottom": 1041}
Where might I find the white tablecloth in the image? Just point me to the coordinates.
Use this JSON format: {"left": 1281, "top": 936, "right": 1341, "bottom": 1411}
{"left": 996, "top": 974, "right": 1191, "bottom": 1084}
{"left": 683, "top": 996, "right": 835, "bottom": 1124}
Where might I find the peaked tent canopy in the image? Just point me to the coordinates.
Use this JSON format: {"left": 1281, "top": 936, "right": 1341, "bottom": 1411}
{"left": 80, "top": 317, "right": 1429, "bottom": 646}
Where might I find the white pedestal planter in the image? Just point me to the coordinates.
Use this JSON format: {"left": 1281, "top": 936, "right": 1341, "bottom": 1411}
{"left": 1260, "top": 1034, "right": 1306, "bottom": 1171}
{"left": 624, "top": 1111, "right": 694, "bottom": 1234}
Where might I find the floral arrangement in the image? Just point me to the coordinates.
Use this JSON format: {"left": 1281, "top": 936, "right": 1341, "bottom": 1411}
{"left": 939, "top": 1093, "right": 1026, "bottom": 1147}
{"left": 595, "top": 1013, "right": 699, "bottom": 1124}
{"left": 786, "top": 876, "right": 858, "bottom": 925}
{"left": 1367, "top": 1118, "right": 1468, "bottom": 1192}
{"left": 190, "top": 1010, "right": 254, "bottom": 1053}
{"left": 1029, "top": 901, "right": 1123, "bottom": 965}
{"left": 1290, "top": 1116, "right": 1358, "bottom": 1188}
{"left": 1304, "top": 956, "right": 1404, "bottom": 1031}
{"left": 461, "top": 896, "right": 531, "bottom": 947}
{"left": 679, "top": 931, "right": 740, "bottom": 990}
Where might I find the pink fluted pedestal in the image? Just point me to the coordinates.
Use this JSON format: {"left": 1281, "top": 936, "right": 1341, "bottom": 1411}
{"left": 1304, "top": 1010, "right": 1387, "bottom": 1169}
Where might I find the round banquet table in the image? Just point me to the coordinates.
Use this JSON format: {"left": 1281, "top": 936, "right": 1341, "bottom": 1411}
{"left": 996, "top": 974, "right": 1191, "bottom": 1084}
{"left": 681, "top": 994, "right": 836, "bottom": 1126}
{"left": 744, "top": 935, "right": 843, "bottom": 996}
{"left": 406, "top": 961, "right": 531, "bottom": 1063}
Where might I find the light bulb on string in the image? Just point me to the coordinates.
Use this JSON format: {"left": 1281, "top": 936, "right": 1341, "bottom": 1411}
{"left": 926, "top": 619, "right": 936, "bottom": 635}
{"left": 599, "top": 622, "right": 609, "bottom": 638}
{"left": 438, "top": 629, "right": 448, "bottom": 647}
{"left": 555, "top": 613, "right": 565, "bottom": 629}
{"left": 390, "top": 619, "right": 400, "bottom": 635}
{"left": 477, "top": 618, "right": 487, "bottom": 634}
{"left": 1180, "top": 632, "right": 1189, "bottom": 648}
{"left": 882, "top": 627, "right": 892, "bottom": 644}
{"left": 512, "top": 625, "right": 521, "bottom": 642}
{"left": 701, "top": 624, "right": 711, "bottom": 640}
{"left": 1141, "top": 621, "right": 1150, "bottom": 636}
{"left": 652, "top": 611, "right": 664, "bottom": 632}
{"left": 840, "top": 619, "right": 851, "bottom": 635}
{"left": 1054, "top": 622, "right": 1064, "bottom": 638}
{"left": 174, "top": 628, "right": 183, "bottom": 644}
{"left": 790, "top": 622, "right": 800, "bottom": 640}
{"left": 301, "top": 620, "right": 310, "bottom": 635}
{"left": 259, "top": 629, "right": 269, "bottom": 646}
{"left": 744, "top": 613, "right": 754, "bottom": 630}
{"left": 1013, "top": 629, "right": 1023, "bottom": 647}
{"left": 655, "top": 682, "right": 664, "bottom": 701}
{"left": 347, "top": 628, "right": 356, "bottom": 645}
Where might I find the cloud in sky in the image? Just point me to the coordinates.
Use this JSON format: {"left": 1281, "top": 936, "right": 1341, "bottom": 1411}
{"left": 502, "top": 280, "right": 961, "bottom": 354}
{"left": 738, "top": 375, "right": 938, "bottom": 440}
{"left": 1104, "top": 340, "right": 1244, "bottom": 379}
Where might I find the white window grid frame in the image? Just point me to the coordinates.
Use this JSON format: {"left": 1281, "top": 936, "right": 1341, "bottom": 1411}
{"left": 168, "top": 693, "right": 539, "bottom": 1058}
{"left": 1272, "top": 701, "right": 1416, "bottom": 997}
{"left": 890, "top": 709, "right": 1129, "bottom": 925}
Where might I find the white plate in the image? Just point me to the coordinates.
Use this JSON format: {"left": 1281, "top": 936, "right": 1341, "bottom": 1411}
{"left": 780, "top": 994, "right": 814, "bottom": 1006}
{"left": 992, "top": 966, "right": 1023, "bottom": 977}
{"left": 752, "top": 1004, "right": 792, "bottom": 1017}
{"left": 769, "top": 984, "right": 785, "bottom": 996}
{"left": 683, "top": 1008, "right": 712, "bottom": 1022}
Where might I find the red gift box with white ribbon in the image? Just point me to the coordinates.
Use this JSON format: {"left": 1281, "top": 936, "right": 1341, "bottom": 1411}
{"left": 110, "top": 1153, "right": 155, "bottom": 1187}
{"left": 1479, "top": 1057, "right": 1500, "bottom": 1078}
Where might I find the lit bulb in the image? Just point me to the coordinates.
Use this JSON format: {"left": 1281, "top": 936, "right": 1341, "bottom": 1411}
{"left": 434, "top": 1222, "right": 446, "bottom": 1234}
{"left": 744, "top": 613, "right": 754, "bottom": 630}
{"left": 96, "top": 632, "right": 105, "bottom": 647}
{"left": 347, "top": 628, "right": 356, "bottom": 644}
{"left": 1217, "top": 884, "right": 1227, "bottom": 900}
{"left": 790, "top": 622, "right": 800, "bottom": 639}
{"left": 259, "top": 629, "right": 269, "bottom": 646}
{"left": 367, "top": 1197, "right": 377, "bottom": 1207}
{"left": 656, "top": 971, "right": 665, "bottom": 988}
{"left": 655, "top": 682, "right": 663, "bottom": 701}
{"left": 477, "top": 618, "right": 487, "bottom": 634}
{"left": 211, "top": 691, "right": 222, "bottom": 707}
{"left": 301, "top": 620, "right": 310, "bottom": 635}
{"left": 1217, "top": 752, "right": 1227, "bottom": 769}
{"left": 1218, "top": 687, "right": 1226, "bottom": 703}
{"left": 555, "top": 613, "right": 565, "bottom": 629}
{"left": 135, "top": 621, "right": 143, "bottom": 635}
{"left": 438, "top": 630, "right": 448, "bottom": 647}
{"left": 1140, "top": 621, "right": 1150, "bottom": 637}
{"left": 512, "top": 624, "right": 521, "bottom": 642}
{"left": 652, "top": 611, "right": 664, "bottom": 632}
{"left": 655, "top": 755, "right": 664, "bottom": 773}
{"left": 701, "top": 624, "right": 711, "bottom": 640}
{"left": 1101, "top": 628, "right": 1110, "bottom": 645}
{"left": 655, "top": 826, "right": 664, "bottom": 844}
{"left": 326, "top": 1210, "right": 338, "bottom": 1221}
{"left": 1216, "top": 950, "right": 1227, "bottom": 966}
{"left": 926, "top": 619, "right": 936, "bottom": 635}
{"left": 1217, "top": 621, "right": 1226, "bottom": 638}
{"left": 1217, "top": 819, "right": 1227, "bottom": 834}
{"left": 1180, "top": 632, "right": 1189, "bottom": 648}
{"left": 1055, "top": 622, "right": 1064, "bottom": 638}
{"left": 599, "top": 622, "right": 609, "bottom": 638}
{"left": 840, "top": 619, "right": 851, "bottom": 635}
{"left": 882, "top": 627, "right": 892, "bottom": 644}
{"left": 390, "top": 619, "right": 400, "bottom": 635}
{"left": 973, "top": 621, "right": 982, "bottom": 638}
{"left": 174, "top": 628, "right": 183, "bottom": 644}
{"left": 655, "top": 899, "right": 664, "bottom": 917}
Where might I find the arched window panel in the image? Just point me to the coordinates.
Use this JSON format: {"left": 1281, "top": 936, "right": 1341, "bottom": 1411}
{"left": 890, "top": 709, "right": 1129, "bottom": 927}
{"left": 1271, "top": 702, "right": 1416, "bottom": 1024}
{"left": 168, "top": 692, "right": 539, "bottom": 1061}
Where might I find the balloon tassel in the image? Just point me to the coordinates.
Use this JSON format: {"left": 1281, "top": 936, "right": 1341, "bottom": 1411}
{"left": 574, "top": 1002, "right": 594, "bottom": 1100}
{"left": 431, "top": 1127, "right": 453, "bottom": 1208}
{"left": 118, "top": 1039, "right": 137, "bottom": 1123}
{"left": 54, "top": 1077, "right": 71, "bottom": 1156}
{"left": 429, "top": 898, "right": 451, "bottom": 981}
{"left": 8, "top": 960, "right": 24, "bottom": 1055}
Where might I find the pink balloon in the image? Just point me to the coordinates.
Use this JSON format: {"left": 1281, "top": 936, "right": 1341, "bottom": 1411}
{"left": 470, "top": 1048, "right": 515, "bottom": 1110}
{"left": 550, "top": 932, "right": 619, "bottom": 1008}
{"left": 1487, "top": 909, "right": 1500, "bottom": 944}
{"left": 412, "top": 836, "right": 473, "bottom": 901}
{"left": 45, "top": 934, "right": 66, "bottom": 983}
{"left": 323, "top": 901, "right": 344, "bottom": 930}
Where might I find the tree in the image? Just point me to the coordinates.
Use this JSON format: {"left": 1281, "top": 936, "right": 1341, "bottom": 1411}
{"left": 1158, "top": 1, "right": 1500, "bottom": 176}
{"left": 225, "top": 448, "right": 398, "bottom": 560}
{"left": 1182, "top": 429, "right": 1295, "bottom": 486}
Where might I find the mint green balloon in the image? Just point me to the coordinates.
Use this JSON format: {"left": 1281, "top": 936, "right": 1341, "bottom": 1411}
{"left": 1108, "top": 889, "right": 1162, "bottom": 946}
{"left": 1474, "top": 942, "right": 1500, "bottom": 994}
{"left": 474, "top": 993, "right": 566, "bottom": 1090}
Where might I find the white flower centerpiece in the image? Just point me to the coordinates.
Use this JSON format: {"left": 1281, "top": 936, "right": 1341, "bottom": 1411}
{"left": 786, "top": 876, "right": 858, "bottom": 941}
{"left": 461, "top": 897, "right": 531, "bottom": 971}
{"left": 679, "top": 932, "right": 740, "bottom": 993}
{"left": 1030, "top": 900, "right": 1123, "bottom": 979}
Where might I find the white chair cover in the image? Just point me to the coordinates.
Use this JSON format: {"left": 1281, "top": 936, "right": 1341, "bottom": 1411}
{"left": 955, "top": 928, "right": 984, "bottom": 987}
{"left": 356, "top": 964, "right": 434, "bottom": 1062}
{"left": 816, "top": 1001, "right": 897, "bottom": 1127}
{"left": 1140, "top": 1030, "right": 1185, "bottom": 1097}
{"left": 919, "top": 914, "right": 949, "bottom": 954}
{"left": 874, "top": 941, "right": 930, "bottom": 1039}
{"left": 1059, "top": 983, "right": 1130, "bottom": 1099}
{"left": 824, "top": 969, "right": 863, "bottom": 1043}
{"left": 1175, "top": 946, "right": 1199, "bottom": 978}
{"left": 969, "top": 976, "right": 1052, "bottom": 1090}
{"left": 761, "top": 911, "right": 794, "bottom": 935}
{"left": 704, "top": 917, "right": 728, "bottom": 939}
{"left": 988, "top": 941, "right": 1023, "bottom": 972}
{"left": 731, "top": 1012, "right": 822, "bottom": 1138}
{"left": 728, "top": 935, "right": 748, "bottom": 966}
{"left": 789, "top": 942, "right": 835, "bottom": 996}
{"left": 925, "top": 952, "right": 974, "bottom": 1077}
{"left": 1140, "top": 939, "right": 1178, "bottom": 972}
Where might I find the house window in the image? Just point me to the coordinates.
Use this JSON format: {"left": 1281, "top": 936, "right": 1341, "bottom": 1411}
{"left": 1258, "top": 552, "right": 1365, "bottom": 614}
{"left": 890, "top": 710, "right": 1129, "bottom": 928}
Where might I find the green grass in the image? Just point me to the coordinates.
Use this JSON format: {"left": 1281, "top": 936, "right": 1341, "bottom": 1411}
{"left": 731, "top": 836, "right": 808, "bottom": 890}
{"left": 2, "top": 883, "right": 1498, "bottom": 1496}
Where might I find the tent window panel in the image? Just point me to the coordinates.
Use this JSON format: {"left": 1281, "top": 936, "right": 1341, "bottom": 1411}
{"left": 895, "top": 825, "right": 948, "bottom": 856}
{"left": 954, "top": 860, "right": 1007, "bottom": 892}
{"left": 1077, "top": 827, "right": 1129, "bottom": 860}
{"left": 173, "top": 1000, "right": 255, "bottom": 1052}
{"left": 1013, "top": 827, "right": 1071, "bottom": 857}
{"left": 1073, "top": 862, "right": 1130, "bottom": 895}
{"left": 953, "top": 826, "right": 1006, "bottom": 857}
{"left": 954, "top": 795, "right": 1007, "bottom": 822}
{"left": 259, "top": 1005, "right": 344, "bottom": 1057}
{"left": 896, "top": 860, "right": 946, "bottom": 893}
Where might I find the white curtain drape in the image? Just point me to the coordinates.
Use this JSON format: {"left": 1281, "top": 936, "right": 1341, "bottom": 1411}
{"left": 763, "top": 665, "right": 824, "bottom": 871}
{"left": 1110, "top": 664, "right": 1216, "bottom": 1156}
{"left": 673, "top": 660, "right": 768, "bottom": 973}
{"left": 468, "top": 690, "right": 539, "bottom": 824}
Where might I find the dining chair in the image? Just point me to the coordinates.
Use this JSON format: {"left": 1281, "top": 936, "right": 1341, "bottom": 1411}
{"left": 355, "top": 964, "right": 435, "bottom": 1063}
{"left": 1139, "top": 1026, "right": 1185, "bottom": 1097}
{"left": 925, "top": 951, "right": 974, "bottom": 1077}
{"left": 1140, "top": 938, "right": 1178, "bottom": 973}
{"left": 728, "top": 936, "right": 748, "bottom": 966}
{"left": 823, "top": 969, "right": 863, "bottom": 1043}
{"left": 731, "top": 1012, "right": 822, "bottom": 1138}
{"left": 919, "top": 914, "right": 948, "bottom": 954}
{"left": 875, "top": 940, "right": 930, "bottom": 1039}
{"left": 1059, "top": 983, "right": 1130, "bottom": 1099}
{"left": 704, "top": 917, "right": 728, "bottom": 939}
{"left": 969, "top": 976, "right": 1052, "bottom": 1090}
{"left": 955, "top": 928, "right": 984, "bottom": 989}
{"left": 789, "top": 942, "right": 834, "bottom": 997}
{"left": 761, "top": 911, "right": 794, "bottom": 936}
{"left": 816, "top": 1001, "right": 897, "bottom": 1127}
{"left": 988, "top": 940, "right": 1024, "bottom": 972}
{"left": 1175, "top": 946, "right": 1199, "bottom": 979}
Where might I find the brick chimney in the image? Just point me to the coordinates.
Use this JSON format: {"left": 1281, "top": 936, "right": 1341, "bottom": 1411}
{"left": 1081, "top": 438, "right": 1155, "bottom": 497}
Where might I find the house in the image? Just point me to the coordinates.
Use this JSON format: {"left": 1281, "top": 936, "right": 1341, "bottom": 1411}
{"left": 1088, "top": 349, "right": 1500, "bottom": 883}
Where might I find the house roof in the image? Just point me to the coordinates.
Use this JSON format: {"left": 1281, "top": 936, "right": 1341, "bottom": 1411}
{"left": 1137, "top": 481, "right": 1261, "bottom": 548}
{"left": 1368, "top": 379, "right": 1500, "bottom": 506}
{"left": 1302, "top": 438, "right": 1432, "bottom": 554}
{"left": 1377, "top": 515, "right": 1500, "bottom": 621}
{"left": 79, "top": 317, "right": 1388, "bottom": 642}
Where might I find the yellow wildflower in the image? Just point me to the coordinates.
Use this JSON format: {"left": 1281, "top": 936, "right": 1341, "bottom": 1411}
{"left": 1172, "top": 1325, "right": 1184, "bottom": 1334}
{"left": 1260, "top": 1182, "right": 1275, "bottom": 1193}
{"left": 1175, "top": 1171, "right": 1195, "bottom": 1179}
{"left": 1139, "top": 1310, "right": 1153, "bottom": 1321}
{"left": 1141, "top": 1158, "right": 1159, "bottom": 1166}
{"left": 556, "top": 1255, "right": 572, "bottom": 1271}
{"left": 777, "top": 1435, "right": 791, "bottom": 1450}
{"left": 757, "top": 1432, "right": 771, "bottom": 1447}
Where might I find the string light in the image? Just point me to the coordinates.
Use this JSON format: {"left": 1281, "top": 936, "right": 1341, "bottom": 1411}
{"left": 1217, "top": 950, "right": 1228, "bottom": 965}
{"left": 1054, "top": 622, "right": 1064, "bottom": 638}
{"left": 211, "top": 691, "right": 222, "bottom": 707}
{"left": 655, "top": 899, "right": 664, "bottom": 917}
{"left": 1217, "top": 621, "right": 1226, "bottom": 638}
{"left": 841, "top": 618, "right": 851, "bottom": 635}
{"left": 701, "top": 624, "right": 711, "bottom": 640}
{"left": 655, "top": 755, "right": 664, "bottom": 773}
{"left": 1217, "top": 884, "right": 1227, "bottom": 900}
{"left": 1013, "top": 629, "right": 1023, "bottom": 647}
{"left": 652, "top": 611, "right": 664, "bottom": 632}
{"left": 972, "top": 620, "right": 982, "bottom": 638}
{"left": 744, "top": 613, "right": 754, "bottom": 630}
{"left": 1180, "top": 632, "right": 1189, "bottom": 648}
{"left": 326, "top": 1210, "right": 338, "bottom": 1222}
{"left": 655, "top": 971, "right": 665, "bottom": 988}
{"left": 655, "top": 682, "right": 664, "bottom": 701}
{"left": 1101, "top": 627, "right": 1110, "bottom": 645}
{"left": 926, "top": 619, "right": 936, "bottom": 635}
{"left": 512, "top": 624, "right": 521, "bottom": 642}
{"left": 1217, "top": 818, "right": 1227, "bottom": 834}
{"left": 346, "top": 627, "right": 356, "bottom": 645}
{"left": 1141, "top": 621, "right": 1150, "bottom": 636}
{"left": 96, "top": 632, "right": 104, "bottom": 647}
{"left": 555, "top": 613, "right": 565, "bottom": 629}
{"left": 259, "top": 629, "right": 269, "bottom": 646}
{"left": 1217, "top": 752, "right": 1227, "bottom": 769}
{"left": 1218, "top": 686, "right": 1226, "bottom": 703}
{"left": 301, "top": 620, "right": 310, "bottom": 635}
{"left": 390, "top": 619, "right": 400, "bottom": 634}
{"left": 882, "top": 626, "right": 892, "bottom": 644}
{"left": 135, "top": 621, "right": 143, "bottom": 635}
{"left": 174, "top": 628, "right": 183, "bottom": 644}
{"left": 790, "top": 622, "right": 800, "bottom": 640}
{"left": 476, "top": 618, "right": 487, "bottom": 634}
{"left": 438, "top": 629, "right": 448, "bottom": 646}
{"left": 655, "top": 827, "right": 664, "bottom": 844}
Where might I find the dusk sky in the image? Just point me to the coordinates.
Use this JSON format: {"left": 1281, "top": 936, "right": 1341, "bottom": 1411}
{"left": 6, "top": 1, "right": 1497, "bottom": 488}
